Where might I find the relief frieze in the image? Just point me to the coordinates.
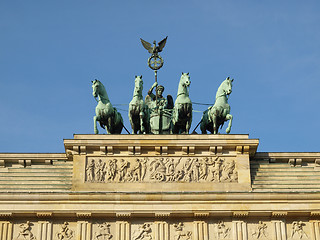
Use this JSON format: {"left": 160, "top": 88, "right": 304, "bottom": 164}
{"left": 132, "top": 223, "right": 153, "bottom": 240}
{"left": 85, "top": 156, "right": 238, "bottom": 183}
{"left": 94, "top": 222, "right": 113, "bottom": 240}
{"left": 173, "top": 222, "right": 192, "bottom": 240}
{"left": 290, "top": 221, "right": 308, "bottom": 240}
{"left": 251, "top": 221, "right": 268, "bottom": 239}
{"left": 214, "top": 220, "right": 231, "bottom": 239}
{"left": 15, "top": 221, "right": 36, "bottom": 240}
{"left": 56, "top": 222, "right": 74, "bottom": 240}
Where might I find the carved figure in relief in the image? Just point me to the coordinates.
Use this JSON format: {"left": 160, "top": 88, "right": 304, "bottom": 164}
{"left": 165, "top": 158, "right": 181, "bottom": 182}
{"left": 150, "top": 158, "right": 167, "bottom": 181}
{"left": 221, "top": 160, "right": 237, "bottom": 182}
{"left": 183, "top": 158, "right": 193, "bottom": 182}
{"left": 57, "top": 222, "right": 74, "bottom": 240}
{"left": 95, "top": 159, "right": 106, "bottom": 182}
{"left": 132, "top": 223, "right": 152, "bottom": 240}
{"left": 191, "top": 158, "right": 200, "bottom": 182}
{"left": 252, "top": 221, "right": 268, "bottom": 239}
{"left": 211, "top": 158, "right": 222, "bottom": 182}
{"left": 215, "top": 221, "right": 230, "bottom": 239}
{"left": 173, "top": 222, "right": 192, "bottom": 240}
{"left": 199, "top": 157, "right": 216, "bottom": 180}
{"left": 125, "top": 158, "right": 146, "bottom": 182}
{"left": 118, "top": 159, "right": 129, "bottom": 182}
{"left": 290, "top": 221, "right": 308, "bottom": 239}
{"left": 86, "top": 159, "right": 96, "bottom": 182}
{"left": 132, "top": 158, "right": 143, "bottom": 181}
{"left": 15, "top": 221, "right": 36, "bottom": 240}
{"left": 95, "top": 222, "right": 112, "bottom": 240}
{"left": 174, "top": 170, "right": 184, "bottom": 181}
{"left": 85, "top": 157, "right": 237, "bottom": 183}
{"left": 106, "top": 159, "right": 117, "bottom": 181}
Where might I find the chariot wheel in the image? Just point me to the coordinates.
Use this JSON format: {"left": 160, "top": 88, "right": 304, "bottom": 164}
{"left": 154, "top": 172, "right": 165, "bottom": 181}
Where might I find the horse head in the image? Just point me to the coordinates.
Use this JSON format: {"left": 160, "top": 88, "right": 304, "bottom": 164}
{"left": 92, "top": 79, "right": 100, "bottom": 98}
{"left": 134, "top": 75, "right": 143, "bottom": 97}
{"left": 223, "top": 77, "right": 233, "bottom": 96}
{"left": 180, "top": 72, "right": 191, "bottom": 87}
{"left": 92, "top": 79, "right": 109, "bottom": 103}
{"left": 216, "top": 77, "right": 233, "bottom": 100}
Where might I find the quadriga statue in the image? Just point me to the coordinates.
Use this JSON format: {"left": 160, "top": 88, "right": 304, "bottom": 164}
{"left": 172, "top": 72, "right": 192, "bottom": 134}
{"left": 200, "top": 77, "right": 234, "bottom": 134}
{"left": 128, "top": 75, "right": 150, "bottom": 134}
{"left": 92, "top": 79, "right": 123, "bottom": 134}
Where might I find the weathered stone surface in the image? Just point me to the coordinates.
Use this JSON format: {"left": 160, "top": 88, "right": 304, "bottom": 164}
{"left": 0, "top": 134, "right": 320, "bottom": 239}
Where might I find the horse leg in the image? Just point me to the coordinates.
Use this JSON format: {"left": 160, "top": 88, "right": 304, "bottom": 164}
{"left": 140, "top": 111, "right": 145, "bottom": 134}
{"left": 200, "top": 112, "right": 208, "bottom": 134}
{"left": 93, "top": 116, "right": 99, "bottom": 134}
{"left": 106, "top": 116, "right": 112, "bottom": 134}
{"left": 185, "top": 104, "right": 192, "bottom": 134}
{"left": 225, "top": 114, "right": 233, "bottom": 134}
{"left": 212, "top": 115, "right": 218, "bottom": 134}
{"left": 129, "top": 110, "right": 135, "bottom": 134}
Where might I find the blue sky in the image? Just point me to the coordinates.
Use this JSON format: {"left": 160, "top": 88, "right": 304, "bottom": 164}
{"left": 0, "top": 1, "right": 319, "bottom": 153}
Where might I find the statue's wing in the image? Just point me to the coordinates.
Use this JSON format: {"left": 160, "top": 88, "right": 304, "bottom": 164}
{"left": 158, "top": 36, "right": 168, "bottom": 52}
{"left": 140, "top": 38, "right": 153, "bottom": 53}
{"left": 166, "top": 95, "right": 174, "bottom": 109}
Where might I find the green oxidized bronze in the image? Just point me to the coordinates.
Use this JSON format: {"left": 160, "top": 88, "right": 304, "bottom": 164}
{"left": 92, "top": 79, "right": 123, "bottom": 134}
{"left": 92, "top": 37, "right": 235, "bottom": 135}
{"left": 128, "top": 75, "right": 150, "bottom": 134}
{"left": 140, "top": 36, "right": 167, "bottom": 71}
{"left": 172, "top": 73, "right": 192, "bottom": 134}
{"left": 140, "top": 36, "right": 174, "bottom": 134}
{"left": 145, "top": 81, "right": 173, "bottom": 134}
{"left": 200, "top": 77, "right": 234, "bottom": 134}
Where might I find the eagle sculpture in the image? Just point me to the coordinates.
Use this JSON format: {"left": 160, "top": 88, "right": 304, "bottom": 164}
{"left": 140, "top": 36, "right": 168, "bottom": 56}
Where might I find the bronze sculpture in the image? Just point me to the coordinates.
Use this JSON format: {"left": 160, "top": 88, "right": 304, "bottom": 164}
{"left": 92, "top": 79, "right": 123, "bottom": 134}
{"left": 200, "top": 77, "right": 234, "bottom": 134}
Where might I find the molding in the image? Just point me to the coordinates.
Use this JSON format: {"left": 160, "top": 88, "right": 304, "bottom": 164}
{"left": 76, "top": 212, "right": 92, "bottom": 218}
{"left": 232, "top": 211, "right": 249, "bottom": 218}
{"left": 0, "top": 212, "right": 12, "bottom": 218}
{"left": 116, "top": 212, "right": 131, "bottom": 218}
{"left": 155, "top": 212, "right": 171, "bottom": 218}
{"left": 272, "top": 212, "right": 288, "bottom": 218}
{"left": 194, "top": 212, "right": 210, "bottom": 218}
{"left": 36, "top": 212, "right": 53, "bottom": 218}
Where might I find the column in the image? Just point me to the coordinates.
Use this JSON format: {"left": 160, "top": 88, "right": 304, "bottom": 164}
{"left": 77, "top": 221, "right": 92, "bottom": 240}
{"left": 232, "top": 221, "right": 247, "bottom": 240}
{"left": 154, "top": 222, "right": 169, "bottom": 240}
{"left": 310, "top": 221, "right": 320, "bottom": 240}
{"left": 272, "top": 220, "right": 287, "bottom": 240}
{"left": 116, "top": 221, "right": 130, "bottom": 240}
{"left": 38, "top": 221, "right": 52, "bottom": 240}
{"left": 0, "top": 221, "right": 13, "bottom": 240}
{"left": 193, "top": 221, "right": 208, "bottom": 240}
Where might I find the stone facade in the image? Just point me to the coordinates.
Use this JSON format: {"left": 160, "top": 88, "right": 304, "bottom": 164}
{"left": 1, "top": 134, "right": 320, "bottom": 239}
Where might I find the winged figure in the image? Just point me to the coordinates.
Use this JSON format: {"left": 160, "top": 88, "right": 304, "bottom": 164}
{"left": 140, "top": 36, "right": 168, "bottom": 56}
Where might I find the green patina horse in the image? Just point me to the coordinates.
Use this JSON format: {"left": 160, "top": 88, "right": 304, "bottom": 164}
{"left": 128, "top": 75, "right": 149, "bottom": 134}
{"left": 172, "top": 72, "right": 192, "bottom": 134}
{"left": 200, "top": 77, "right": 233, "bottom": 134}
{"left": 92, "top": 79, "right": 123, "bottom": 134}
